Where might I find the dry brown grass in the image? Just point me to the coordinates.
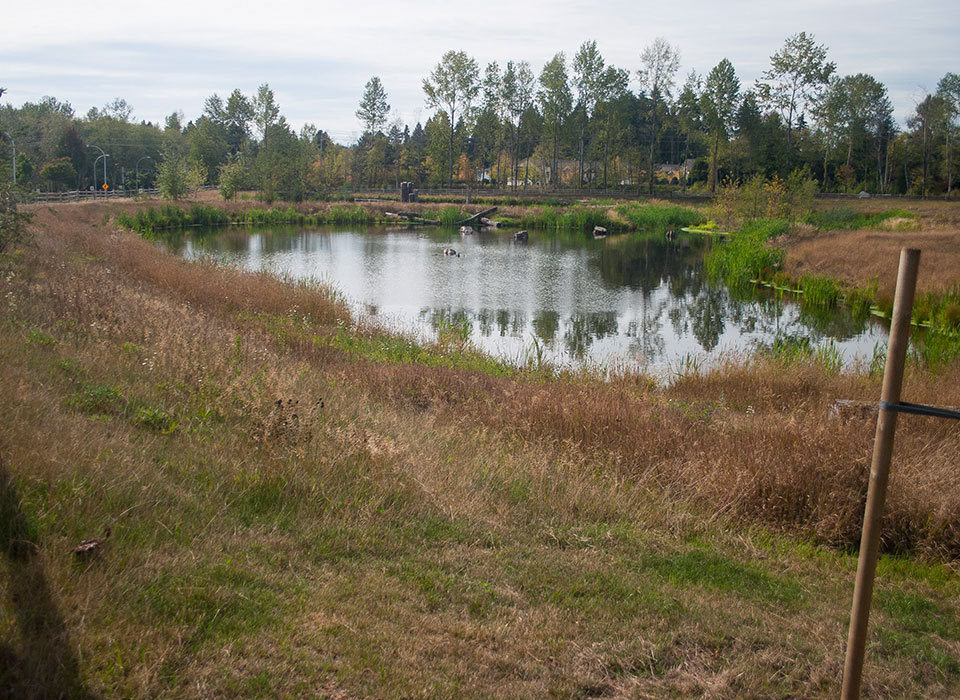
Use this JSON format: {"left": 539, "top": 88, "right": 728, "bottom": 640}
{"left": 784, "top": 200, "right": 960, "bottom": 296}
{"left": 785, "top": 228, "right": 960, "bottom": 297}
{"left": 2, "top": 200, "right": 959, "bottom": 697}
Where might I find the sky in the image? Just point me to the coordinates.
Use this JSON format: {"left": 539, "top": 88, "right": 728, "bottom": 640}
{"left": 3, "top": 0, "right": 956, "bottom": 144}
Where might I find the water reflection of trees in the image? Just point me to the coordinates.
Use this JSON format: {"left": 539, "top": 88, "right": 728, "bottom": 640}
{"left": 532, "top": 310, "right": 560, "bottom": 344}
{"left": 563, "top": 312, "right": 619, "bottom": 359}
{"left": 687, "top": 288, "right": 727, "bottom": 352}
{"left": 594, "top": 234, "right": 709, "bottom": 294}
{"left": 174, "top": 226, "right": 883, "bottom": 366}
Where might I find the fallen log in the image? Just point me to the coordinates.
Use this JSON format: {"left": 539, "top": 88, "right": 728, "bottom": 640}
{"left": 480, "top": 217, "right": 502, "bottom": 228}
{"left": 392, "top": 211, "right": 442, "bottom": 226}
{"left": 457, "top": 206, "right": 498, "bottom": 228}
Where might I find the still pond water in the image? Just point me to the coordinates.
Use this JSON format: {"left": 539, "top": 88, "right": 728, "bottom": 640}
{"left": 172, "top": 225, "right": 888, "bottom": 374}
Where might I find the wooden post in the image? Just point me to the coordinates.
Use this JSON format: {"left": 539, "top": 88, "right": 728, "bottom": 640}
{"left": 841, "top": 248, "right": 921, "bottom": 699}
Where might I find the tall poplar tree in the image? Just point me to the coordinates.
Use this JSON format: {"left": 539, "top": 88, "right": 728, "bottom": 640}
{"left": 539, "top": 53, "right": 572, "bottom": 188}
{"left": 357, "top": 76, "right": 390, "bottom": 135}
{"left": 758, "top": 32, "right": 835, "bottom": 159}
{"left": 638, "top": 38, "right": 681, "bottom": 194}
{"left": 423, "top": 50, "right": 480, "bottom": 186}
{"left": 701, "top": 58, "right": 740, "bottom": 193}
{"left": 573, "top": 40, "right": 605, "bottom": 186}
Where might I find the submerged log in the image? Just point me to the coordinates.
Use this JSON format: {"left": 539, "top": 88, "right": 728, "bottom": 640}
{"left": 480, "top": 217, "right": 502, "bottom": 228}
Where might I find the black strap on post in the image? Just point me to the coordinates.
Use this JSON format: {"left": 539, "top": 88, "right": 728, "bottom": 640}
{"left": 878, "top": 400, "right": 960, "bottom": 421}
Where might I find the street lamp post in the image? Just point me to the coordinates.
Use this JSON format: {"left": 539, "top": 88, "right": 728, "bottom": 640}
{"left": 93, "top": 155, "right": 106, "bottom": 192}
{"left": 1, "top": 132, "right": 15, "bottom": 184}
{"left": 87, "top": 144, "right": 108, "bottom": 192}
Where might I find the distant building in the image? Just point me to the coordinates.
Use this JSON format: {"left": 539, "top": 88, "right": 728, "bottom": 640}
{"left": 656, "top": 159, "right": 697, "bottom": 184}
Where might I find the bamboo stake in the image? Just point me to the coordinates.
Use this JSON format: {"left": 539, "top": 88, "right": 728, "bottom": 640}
{"left": 841, "top": 248, "right": 921, "bottom": 699}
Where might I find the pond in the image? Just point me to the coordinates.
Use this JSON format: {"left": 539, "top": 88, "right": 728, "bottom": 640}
{"left": 170, "top": 225, "right": 889, "bottom": 374}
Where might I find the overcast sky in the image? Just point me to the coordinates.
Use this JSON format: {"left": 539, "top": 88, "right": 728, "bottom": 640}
{"left": 3, "top": 0, "right": 956, "bottom": 143}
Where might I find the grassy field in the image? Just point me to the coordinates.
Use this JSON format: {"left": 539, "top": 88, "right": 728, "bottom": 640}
{"left": 1, "top": 199, "right": 959, "bottom": 697}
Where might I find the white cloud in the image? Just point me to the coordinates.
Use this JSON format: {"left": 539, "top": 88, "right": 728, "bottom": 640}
{"left": 3, "top": 0, "right": 957, "bottom": 140}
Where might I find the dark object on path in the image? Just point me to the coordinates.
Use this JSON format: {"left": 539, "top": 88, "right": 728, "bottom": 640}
{"left": 593, "top": 226, "right": 607, "bottom": 239}
{"left": 514, "top": 230, "right": 528, "bottom": 242}
{"left": 72, "top": 527, "right": 111, "bottom": 558}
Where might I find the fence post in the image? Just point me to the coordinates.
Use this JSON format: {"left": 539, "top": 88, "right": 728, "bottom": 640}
{"left": 841, "top": 247, "right": 921, "bottom": 699}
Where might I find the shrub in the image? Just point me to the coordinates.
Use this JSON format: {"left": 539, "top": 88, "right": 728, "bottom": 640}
{"left": 0, "top": 181, "right": 32, "bottom": 254}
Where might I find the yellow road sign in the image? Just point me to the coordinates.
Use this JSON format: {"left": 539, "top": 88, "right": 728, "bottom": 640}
{"left": 101, "top": 183, "right": 109, "bottom": 190}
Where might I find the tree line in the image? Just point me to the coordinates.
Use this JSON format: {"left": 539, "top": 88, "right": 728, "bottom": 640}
{"left": 1, "top": 33, "right": 957, "bottom": 199}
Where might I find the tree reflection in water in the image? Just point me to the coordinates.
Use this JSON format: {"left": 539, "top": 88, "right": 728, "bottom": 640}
{"left": 178, "top": 225, "right": 888, "bottom": 371}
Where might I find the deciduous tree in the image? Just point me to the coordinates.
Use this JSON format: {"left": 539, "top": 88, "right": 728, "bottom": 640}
{"left": 539, "top": 53, "right": 572, "bottom": 188}
{"left": 701, "top": 58, "right": 740, "bottom": 193}
{"left": 357, "top": 76, "right": 390, "bottom": 135}
{"left": 638, "top": 38, "right": 681, "bottom": 194}
{"left": 758, "top": 32, "right": 835, "bottom": 158}
{"left": 423, "top": 50, "right": 480, "bottom": 186}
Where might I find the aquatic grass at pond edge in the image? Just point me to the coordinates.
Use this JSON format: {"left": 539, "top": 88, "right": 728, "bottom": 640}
{"left": 705, "top": 219, "right": 789, "bottom": 289}
{"left": 116, "top": 203, "right": 374, "bottom": 233}
{"left": 503, "top": 203, "right": 705, "bottom": 233}
{"left": 707, "top": 217, "right": 960, "bottom": 366}
{"left": 615, "top": 203, "right": 707, "bottom": 232}
{"left": 507, "top": 206, "right": 623, "bottom": 232}
{"left": 756, "top": 333, "right": 844, "bottom": 372}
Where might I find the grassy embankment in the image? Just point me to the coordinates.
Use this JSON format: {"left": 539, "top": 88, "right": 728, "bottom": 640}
{"left": 1, "top": 199, "right": 959, "bottom": 697}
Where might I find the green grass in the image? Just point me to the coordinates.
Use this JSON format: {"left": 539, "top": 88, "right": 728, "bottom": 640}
{"left": 615, "top": 203, "right": 706, "bottom": 232}
{"left": 756, "top": 334, "right": 844, "bottom": 372}
{"left": 322, "top": 325, "right": 518, "bottom": 376}
{"left": 66, "top": 383, "right": 126, "bottom": 416}
{"left": 805, "top": 207, "right": 917, "bottom": 231}
{"left": 509, "top": 205, "right": 622, "bottom": 233}
{"left": 799, "top": 275, "right": 843, "bottom": 308}
{"left": 116, "top": 204, "right": 231, "bottom": 232}
{"left": 116, "top": 204, "right": 374, "bottom": 234}
{"left": 705, "top": 219, "right": 788, "bottom": 288}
